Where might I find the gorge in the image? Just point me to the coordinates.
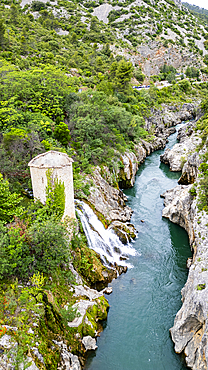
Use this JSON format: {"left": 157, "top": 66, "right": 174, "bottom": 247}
{"left": 1, "top": 0, "right": 208, "bottom": 368}
{"left": 79, "top": 102, "right": 208, "bottom": 370}
{"left": 84, "top": 121, "right": 192, "bottom": 370}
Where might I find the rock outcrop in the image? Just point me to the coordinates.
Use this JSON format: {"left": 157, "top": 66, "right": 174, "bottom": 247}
{"left": 146, "top": 103, "right": 197, "bottom": 131}
{"left": 161, "top": 185, "right": 208, "bottom": 370}
{"left": 160, "top": 120, "right": 201, "bottom": 172}
{"left": 178, "top": 152, "right": 201, "bottom": 185}
{"left": 84, "top": 103, "right": 199, "bottom": 245}
{"left": 87, "top": 166, "right": 133, "bottom": 224}
{"left": 54, "top": 341, "right": 81, "bottom": 370}
{"left": 120, "top": 102, "right": 198, "bottom": 188}
{"left": 160, "top": 115, "right": 208, "bottom": 369}
{"left": 0, "top": 279, "right": 110, "bottom": 370}
{"left": 82, "top": 336, "right": 97, "bottom": 351}
{"left": 0, "top": 334, "right": 39, "bottom": 370}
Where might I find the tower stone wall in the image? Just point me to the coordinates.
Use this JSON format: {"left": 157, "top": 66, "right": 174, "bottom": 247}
{"left": 28, "top": 151, "right": 75, "bottom": 219}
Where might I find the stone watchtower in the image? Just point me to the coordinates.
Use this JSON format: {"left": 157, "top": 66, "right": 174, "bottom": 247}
{"left": 28, "top": 151, "right": 75, "bottom": 219}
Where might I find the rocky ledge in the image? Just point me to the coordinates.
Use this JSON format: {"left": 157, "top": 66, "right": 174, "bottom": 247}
{"left": 0, "top": 269, "right": 111, "bottom": 370}
{"left": 161, "top": 185, "right": 208, "bottom": 370}
{"left": 160, "top": 113, "right": 208, "bottom": 369}
{"left": 160, "top": 120, "right": 202, "bottom": 172}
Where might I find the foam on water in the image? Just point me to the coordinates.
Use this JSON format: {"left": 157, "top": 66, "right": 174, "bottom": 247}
{"left": 76, "top": 200, "right": 137, "bottom": 268}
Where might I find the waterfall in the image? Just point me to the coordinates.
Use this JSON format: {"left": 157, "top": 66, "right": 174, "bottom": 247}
{"left": 76, "top": 200, "right": 137, "bottom": 268}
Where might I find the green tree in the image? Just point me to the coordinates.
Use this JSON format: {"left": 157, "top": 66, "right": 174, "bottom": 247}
{"left": 115, "top": 60, "right": 133, "bottom": 91}
{"left": 204, "top": 55, "right": 208, "bottom": 65}
{"left": 0, "top": 216, "right": 73, "bottom": 280}
{"left": 96, "top": 57, "right": 104, "bottom": 72}
{"left": 109, "top": 61, "right": 118, "bottom": 80}
{"left": 71, "top": 32, "right": 77, "bottom": 44}
{"left": 103, "top": 43, "right": 111, "bottom": 57}
{"left": 185, "top": 66, "right": 200, "bottom": 79}
{"left": 10, "top": 4, "right": 19, "bottom": 25}
{"left": 110, "top": 60, "right": 133, "bottom": 92}
{"left": 134, "top": 69, "right": 145, "bottom": 84}
{"left": 167, "top": 72, "right": 175, "bottom": 83}
{"left": 90, "top": 16, "right": 99, "bottom": 31}
{"left": 0, "top": 128, "right": 43, "bottom": 188}
{"left": 31, "top": 1, "right": 46, "bottom": 11}
{"left": 54, "top": 122, "right": 71, "bottom": 146}
{"left": 178, "top": 79, "right": 191, "bottom": 92}
{"left": 0, "top": 173, "right": 23, "bottom": 224}
{"left": 0, "top": 19, "right": 5, "bottom": 49}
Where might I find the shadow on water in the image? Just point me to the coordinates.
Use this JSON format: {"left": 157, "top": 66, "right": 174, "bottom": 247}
{"left": 159, "top": 162, "right": 182, "bottom": 180}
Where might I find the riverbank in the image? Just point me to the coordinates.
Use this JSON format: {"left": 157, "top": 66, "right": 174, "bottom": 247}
{"left": 84, "top": 120, "right": 192, "bottom": 370}
{"left": 73, "top": 102, "right": 202, "bottom": 369}
{"left": 161, "top": 119, "right": 208, "bottom": 369}
{"left": 0, "top": 102, "right": 201, "bottom": 370}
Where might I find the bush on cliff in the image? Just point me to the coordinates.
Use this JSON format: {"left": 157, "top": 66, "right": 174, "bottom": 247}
{"left": 0, "top": 216, "right": 74, "bottom": 282}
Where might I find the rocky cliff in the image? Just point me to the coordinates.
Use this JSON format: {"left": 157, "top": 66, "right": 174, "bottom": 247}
{"left": 85, "top": 102, "right": 198, "bottom": 230}
{"left": 0, "top": 103, "right": 201, "bottom": 370}
{"left": 162, "top": 184, "right": 208, "bottom": 369}
{"left": 0, "top": 265, "right": 112, "bottom": 370}
{"left": 90, "top": 0, "right": 205, "bottom": 75}
{"left": 67, "top": 100, "right": 200, "bottom": 368}
{"left": 161, "top": 115, "right": 208, "bottom": 369}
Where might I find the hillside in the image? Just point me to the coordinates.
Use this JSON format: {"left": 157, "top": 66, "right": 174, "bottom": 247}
{"left": 1, "top": 0, "right": 208, "bottom": 369}
{"left": 1, "top": 0, "right": 208, "bottom": 78}
{"left": 182, "top": 2, "right": 208, "bottom": 25}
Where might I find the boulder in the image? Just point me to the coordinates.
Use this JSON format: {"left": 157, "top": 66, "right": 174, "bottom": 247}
{"left": 160, "top": 133, "right": 201, "bottom": 172}
{"left": 82, "top": 336, "right": 98, "bottom": 351}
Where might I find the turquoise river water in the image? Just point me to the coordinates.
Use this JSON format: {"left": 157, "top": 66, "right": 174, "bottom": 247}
{"left": 84, "top": 124, "right": 191, "bottom": 370}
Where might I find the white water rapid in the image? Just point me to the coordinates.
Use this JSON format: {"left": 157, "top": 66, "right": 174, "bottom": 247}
{"left": 76, "top": 200, "right": 137, "bottom": 268}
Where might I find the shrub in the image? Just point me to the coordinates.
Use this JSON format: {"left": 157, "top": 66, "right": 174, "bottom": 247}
{"left": 196, "top": 283, "right": 206, "bottom": 291}
{"left": 31, "top": 1, "right": 46, "bottom": 11}
{"left": 54, "top": 122, "right": 71, "bottom": 147}
{"left": 178, "top": 80, "right": 191, "bottom": 92}
{"left": 189, "top": 183, "right": 197, "bottom": 197}
{"left": 0, "top": 173, "right": 23, "bottom": 224}
{"left": 0, "top": 216, "right": 73, "bottom": 281}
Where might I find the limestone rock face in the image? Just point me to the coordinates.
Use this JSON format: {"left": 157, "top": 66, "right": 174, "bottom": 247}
{"left": 119, "top": 150, "right": 138, "bottom": 188}
{"left": 82, "top": 336, "right": 98, "bottom": 351}
{"left": 161, "top": 185, "right": 194, "bottom": 244}
{"left": 109, "top": 220, "right": 136, "bottom": 244}
{"left": 179, "top": 152, "right": 201, "bottom": 185}
{"left": 160, "top": 119, "right": 202, "bottom": 182}
{"left": 73, "top": 284, "right": 106, "bottom": 301}
{"left": 87, "top": 167, "right": 133, "bottom": 223}
{"left": 146, "top": 102, "right": 197, "bottom": 131}
{"left": 161, "top": 185, "right": 208, "bottom": 370}
{"left": 134, "top": 142, "right": 147, "bottom": 164}
{"left": 160, "top": 131, "right": 201, "bottom": 171}
{"left": 55, "top": 341, "right": 81, "bottom": 370}
{"left": 67, "top": 300, "right": 97, "bottom": 328}
{"left": 117, "top": 103, "right": 199, "bottom": 189}
{"left": 118, "top": 137, "right": 166, "bottom": 189}
{"left": 0, "top": 334, "right": 39, "bottom": 370}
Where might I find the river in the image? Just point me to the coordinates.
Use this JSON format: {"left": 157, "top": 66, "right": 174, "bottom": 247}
{"left": 84, "top": 123, "right": 191, "bottom": 370}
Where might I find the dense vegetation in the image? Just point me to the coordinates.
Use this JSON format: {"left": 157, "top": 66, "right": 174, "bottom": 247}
{"left": 1, "top": 0, "right": 208, "bottom": 368}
